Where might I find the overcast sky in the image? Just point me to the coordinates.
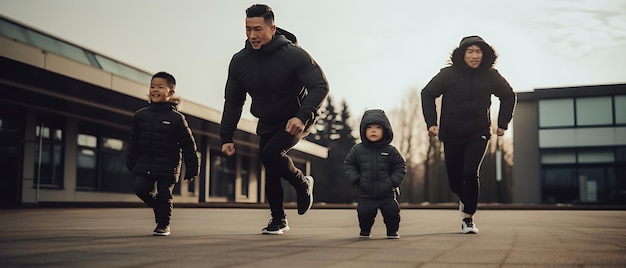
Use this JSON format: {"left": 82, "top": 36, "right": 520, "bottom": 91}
{"left": 2, "top": 0, "right": 625, "bottom": 119}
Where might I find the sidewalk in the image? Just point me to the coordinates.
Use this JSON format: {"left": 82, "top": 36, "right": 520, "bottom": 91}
{"left": 2, "top": 208, "right": 625, "bottom": 267}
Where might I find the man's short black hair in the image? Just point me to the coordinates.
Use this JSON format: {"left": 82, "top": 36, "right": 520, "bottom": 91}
{"left": 246, "top": 4, "right": 274, "bottom": 24}
{"left": 152, "top": 71, "right": 176, "bottom": 88}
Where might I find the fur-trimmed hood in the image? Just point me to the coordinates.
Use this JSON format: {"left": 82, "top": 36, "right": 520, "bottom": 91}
{"left": 450, "top": 35, "right": 497, "bottom": 69}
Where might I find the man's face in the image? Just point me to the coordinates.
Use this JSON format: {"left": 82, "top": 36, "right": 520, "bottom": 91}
{"left": 464, "top": 44, "right": 483, "bottom": 68}
{"left": 245, "top": 17, "right": 276, "bottom": 50}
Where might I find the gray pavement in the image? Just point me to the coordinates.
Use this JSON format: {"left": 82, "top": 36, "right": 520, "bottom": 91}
{"left": 2, "top": 207, "right": 626, "bottom": 267}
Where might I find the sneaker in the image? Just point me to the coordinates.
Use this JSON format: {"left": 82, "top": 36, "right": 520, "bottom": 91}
{"left": 462, "top": 218, "right": 479, "bottom": 234}
{"left": 387, "top": 231, "right": 400, "bottom": 239}
{"left": 261, "top": 219, "right": 290, "bottom": 235}
{"left": 297, "top": 176, "right": 314, "bottom": 215}
{"left": 153, "top": 225, "right": 170, "bottom": 236}
{"left": 359, "top": 231, "right": 371, "bottom": 238}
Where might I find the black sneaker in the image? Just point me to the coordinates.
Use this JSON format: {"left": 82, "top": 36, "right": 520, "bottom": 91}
{"left": 359, "top": 230, "right": 371, "bottom": 238}
{"left": 297, "top": 176, "right": 314, "bottom": 215}
{"left": 153, "top": 225, "right": 170, "bottom": 236}
{"left": 387, "top": 231, "right": 400, "bottom": 239}
{"left": 462, "top": 218, "right": 479, "bottom": 234}
{"left": 261, "top": 219, "right": 289, "bottom": 235}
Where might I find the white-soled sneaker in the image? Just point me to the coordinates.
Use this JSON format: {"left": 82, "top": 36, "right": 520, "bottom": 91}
{"left": 261, "top": 219, "right": 289, "bottom": 235}
{"left": 153, "top": 225, "right": 170, "bottom": 236}
{"left": 462, "top": 218, "right": 479, "bottom": 234}
{"left": 297, "top": 176, "right": 314, "bottom": 215}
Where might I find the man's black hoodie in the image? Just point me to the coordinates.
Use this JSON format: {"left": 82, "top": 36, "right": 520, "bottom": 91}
{"left": 220, "top": 34, "right": 329, "bottom": 144}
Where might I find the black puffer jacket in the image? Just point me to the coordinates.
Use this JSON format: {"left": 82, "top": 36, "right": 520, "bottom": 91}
{"left": 421, "top": 36, "right": 516, "bottom": 144}
{"left": 344, "top": 109, "right": 406, "bottom": 199}
{"left": 126, "top": 102, "right": 199, "bottom": 182}
{"left": 220, "top": 34, "right": 329, "bottom": 143}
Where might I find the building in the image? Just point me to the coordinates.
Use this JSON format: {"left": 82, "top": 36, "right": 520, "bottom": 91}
{"left": 0, "top": 16, "right": 327, "bottom": 208}
{"left": 513, "top": 84, "right": 626, "bottom": 204}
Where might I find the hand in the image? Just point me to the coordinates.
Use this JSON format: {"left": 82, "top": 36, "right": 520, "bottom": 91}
{"left": 222, "top": 143, "right": 236, "bottom": 156}
{"left": 428, "top": 126, "right": 439, "bottom": 137}
{"left": 285, "top": 117, "right": 305, "bottom": 136}
{"left": 497, "top": 128, "right": 506, "bottom": 136}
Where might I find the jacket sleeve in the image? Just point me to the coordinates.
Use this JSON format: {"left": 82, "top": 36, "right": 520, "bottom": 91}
{"left": 492, "top": 70, "right": 517, "bottom": 130}
{"left": 388, "top": 146, "right": 407, "bottom": 187}
{"left": 177, "top": 114, "right": 200, "bottom": 179}
{"left": 220, "top": 57, "right": 246, "bottom": 144}
{"left": 294, "top": 47, "right": 329, "bottom": 124}
{"left": 343, "top": 145, "right": 361, "bottom": 185}
{"left": 126, "top": 112, "right": 139, "bottom": 172}
{"left": 421, "top": 68, "right": 446, "bottom": 129}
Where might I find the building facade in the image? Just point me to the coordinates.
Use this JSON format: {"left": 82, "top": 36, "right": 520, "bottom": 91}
{"left": 0, "top": 16, "right": 327, "bottom": 208}
{"left": 513, "top": 84, "right": 626, "bottom": 204}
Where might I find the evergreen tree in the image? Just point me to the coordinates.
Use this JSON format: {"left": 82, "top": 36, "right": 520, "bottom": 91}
{"left": 307, "top": 96, "right": 358, "bottom": 203}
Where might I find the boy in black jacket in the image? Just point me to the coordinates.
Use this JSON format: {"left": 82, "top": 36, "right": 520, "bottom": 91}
{"left": 344, "top": 109, "right": 406, "bottom": 239}
{"left": 126, "top": 72, "right": 199, "bottom": 236}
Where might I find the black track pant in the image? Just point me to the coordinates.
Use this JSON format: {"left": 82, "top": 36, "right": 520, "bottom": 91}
{"left": 443, "top": 137, "right": 489, "bottom": 215}
{"left": 259, "top": 126, "right": 311, "bottom": 220}
{"left": 134, "top": 175, "right": 174, "bottom": 226}
{"left": 357, "top": 197, "right": 400, "bottom": 234}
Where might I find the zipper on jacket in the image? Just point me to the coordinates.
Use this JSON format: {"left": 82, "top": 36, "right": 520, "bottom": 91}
{"left": 370, "top": 147, "right": 378, "bottom": 196}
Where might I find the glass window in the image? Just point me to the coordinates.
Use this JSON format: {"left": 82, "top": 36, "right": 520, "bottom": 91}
{"left": 102, "top": 137, "right": 124, "bottom": 151}
{"left": 100, "top": 149, "right": 135, "bottom": 193}
{"left": 34, "top": 123, "right": 64, "bottom": 187}
{"left": 0, "top": 19, "right": 29, "bottom": 43}
{"left": 615, "top": 95, "right": 626, "bottom": 124}
{"left": 209, "top": 150, "right": 235, "bottom": 201}
{"left": 578, "top": 167, "right": 609, "bottom": 203}
{"left": 576, "top": 97, "right": 613, "bottom": 126}
{"left": 539, "top": 99, "right": 574, "bottom": 127}
{"left": 541, "top": 149, "right": 576, "bottom": 164}
{"left": 617, "top": 147, "right": 626, "bottom": 163}
{"left": 578, "top": 148, "right": 615, "bottom": 164}
{"left": 76, "top": 134, "right": 98, "bottom": 189}
{"left": 240, "top": 156, "right": 250, "bottom": 198}
{"left": 542, "top": 167, "right": 577, "bottom": 203}
{"left": 95, "top": 55, "right": 152, "bottom": 84}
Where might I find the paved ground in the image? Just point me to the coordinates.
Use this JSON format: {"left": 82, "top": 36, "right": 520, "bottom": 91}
{"left": 1, "top": 207, "right": 625, "bottom": 267}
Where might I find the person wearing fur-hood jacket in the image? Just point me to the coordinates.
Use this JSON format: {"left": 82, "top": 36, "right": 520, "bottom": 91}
{"left": 344, "top": 109, "right": 407, "bottom": 239}
{"left": 421, "top": 35, "right": 517, "bottom": 234}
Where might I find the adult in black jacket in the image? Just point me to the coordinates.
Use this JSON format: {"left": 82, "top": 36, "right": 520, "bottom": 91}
{"left": 127, "top": 72, "right": 199, "bottom": 236}
{"left": 344, "top": 109, "right": 406, "bottom": 239}
{"left": 220, "top": 4, "right": 329, "bottom": 235}
{"left": 421, "top": 36, "right": 516, "bottom": 234}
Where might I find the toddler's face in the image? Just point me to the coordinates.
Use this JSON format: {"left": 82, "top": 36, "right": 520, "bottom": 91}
{"left": 149, "top": 77, "right": 173, "bottom": 103}
{"left": 365, "top": 124, "right": 383, "bottom": 142}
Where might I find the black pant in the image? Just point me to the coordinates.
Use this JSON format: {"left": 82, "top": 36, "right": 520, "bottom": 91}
{"left": 357, "top": 197, "right": 400, "bottom": 234}
{"left": 259, "top": 125, "right": 311, "bottom": 220}
{"left": 443, "top": 137, "right": 489, "bottom": 215}
{"left": 134, "top": 175, "right": 175, "bottom": 226}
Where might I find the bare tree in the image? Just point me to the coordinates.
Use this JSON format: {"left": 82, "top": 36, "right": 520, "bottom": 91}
{"left": 389, "top": 87, "right": 429, "bottom": 203}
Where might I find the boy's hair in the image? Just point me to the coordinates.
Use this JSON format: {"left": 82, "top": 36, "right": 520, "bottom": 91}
{"left": 152, "top": 71, "right": 176, "bottom": 89}
{"left": 246, "top": 4, "right": 274, "bottom": 24}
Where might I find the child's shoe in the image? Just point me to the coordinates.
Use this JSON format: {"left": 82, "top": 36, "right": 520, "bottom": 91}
{"left": 359, "top": 230, "right": 371, "bottom": 238}
{"left": 153, "top": 224, "right": 170, "bottom": 236}
{"left": 387, "top": 231, "right": 400, "bottom": 239}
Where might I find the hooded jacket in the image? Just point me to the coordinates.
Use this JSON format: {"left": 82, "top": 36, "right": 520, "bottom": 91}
{"left": 220, "top": 34, "right": 329, "bottom": 143}
{"left": 344, "top": 109, "right": 407, "bottom": 199}
{"left": 126, "top": 101, "right": 200, "bottom": 182}
{"left": 421, "top": 36, "right": 517, "bottom": 144}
